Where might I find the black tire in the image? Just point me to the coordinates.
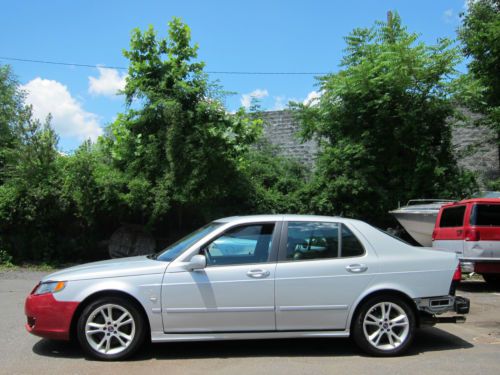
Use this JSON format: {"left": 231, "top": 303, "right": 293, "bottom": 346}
{"left": 351, "top": 295, "right": 416, "bottom": 356}
{"left": 77, "top": 296, "right": 146, "bottom": 360}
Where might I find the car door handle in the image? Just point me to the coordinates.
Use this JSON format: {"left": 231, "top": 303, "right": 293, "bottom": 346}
{"left": 346, "top": 264, "right": 368, "bottom": 273}
{"left": 246, "top": 269, "right": 270, "bottom": 279}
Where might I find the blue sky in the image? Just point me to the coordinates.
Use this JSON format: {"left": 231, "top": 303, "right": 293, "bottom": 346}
{"left": 0, "top": 0, "right": 468, "bottom": 151}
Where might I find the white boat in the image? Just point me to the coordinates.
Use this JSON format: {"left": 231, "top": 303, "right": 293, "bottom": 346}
{"left": 389, "top": 199, "right": 455, "bottom": 247}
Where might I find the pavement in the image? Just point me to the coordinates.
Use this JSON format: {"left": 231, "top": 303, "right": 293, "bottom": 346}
{"left": 1, "top": 268, "right": 499, "bottom": 375}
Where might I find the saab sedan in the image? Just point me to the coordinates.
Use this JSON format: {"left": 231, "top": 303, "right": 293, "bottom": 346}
{"left": 25, "top": 215, "right": 469, "bottom": 360}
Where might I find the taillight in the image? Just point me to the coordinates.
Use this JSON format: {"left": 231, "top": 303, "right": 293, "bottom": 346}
{"left": 453, "top": 264, "right": 462, "bottom": 281}
{"left": 450, "top": 264, "right": 462, "bottom": 295}
{"left": 432, "top": 229, "right": 437, "bottom": 240}
{"left": 465, "top": 229, "right": 480, "bottom": 242}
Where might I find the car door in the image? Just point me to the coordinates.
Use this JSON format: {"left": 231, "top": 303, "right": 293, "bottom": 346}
{"left": 275, "top": 221, "right": 375, "bottom": 330}
{"left": 433, "top": 205, "right": 467, "bottom": 256}
{"left": 161, "top": 221, "right": 281, "bottom": 332}
{"left": 465, "top": 202, "right": 500, "bottom": 260}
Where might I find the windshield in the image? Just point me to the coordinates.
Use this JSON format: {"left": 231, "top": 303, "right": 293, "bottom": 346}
{"left": 155, "top": 223, "right": 222, "bottom": 261}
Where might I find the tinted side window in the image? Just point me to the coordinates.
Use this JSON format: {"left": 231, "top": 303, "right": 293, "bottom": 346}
{"left": 204, "top": 223, "right": 275, "bottom": 266}
{"left": 472, "top": 204, "right": 500, "bottom": 226}
{"left": 439, "top": 206, "right": 466, "bottom": 228}
{"left": 286, "top": 222, "right": 340, "bottom": 260}
{"left": 341, "top": 225, "right": 365, "bottom": 257}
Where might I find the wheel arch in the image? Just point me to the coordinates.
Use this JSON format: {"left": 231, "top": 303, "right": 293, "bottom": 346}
{"left": 69, "top": 290, "right": 151, "bottom": 341}
{"left": 348, "top": 289, "right": 420, "bottom": 332}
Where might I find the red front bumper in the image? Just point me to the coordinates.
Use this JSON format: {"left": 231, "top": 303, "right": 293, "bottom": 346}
{"left": 25, "top": 292, "right": 79, "bottom": 340}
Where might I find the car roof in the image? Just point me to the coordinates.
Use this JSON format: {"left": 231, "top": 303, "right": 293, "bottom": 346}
{"left": 214, "top": 214, "right": 355, "bottom": 224}
{"left": 441, "top": 198, "right": 500, "bottom": 208}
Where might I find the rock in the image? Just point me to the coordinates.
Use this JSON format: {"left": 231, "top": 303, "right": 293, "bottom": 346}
{"left": 108, "top": 225, "right": 156, "bottom": 258}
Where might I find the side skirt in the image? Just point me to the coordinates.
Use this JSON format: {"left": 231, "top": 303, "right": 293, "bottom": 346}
{"left": 151, "top": 330, "right": 350, "bottom": 343}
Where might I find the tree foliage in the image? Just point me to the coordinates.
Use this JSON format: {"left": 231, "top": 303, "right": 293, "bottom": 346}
{"left": 0, "top": 19, "right": 309, "bottom": 264}
{"left": 0, "top": 65, "right": 25, "bottom": 184}
{"left": 242, "top": 140, "right": 308, "bottom": 214}
{"left": 294, "top": 13, "right": 476, "bottom": 225}
{"left": 0, "top": 109, "right": 67, "bottom": 261}
{"left": 104, "top": 18, "right": 263, "bottom": 229}
{"left": 1, "top": 13, "right": 492, "bottom": 264}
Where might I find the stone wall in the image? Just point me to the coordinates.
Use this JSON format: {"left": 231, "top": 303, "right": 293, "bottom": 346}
{"left": 452, "top": 112, "right": 499, "bottom": 185}
{"left": 261, "top": 110, "right": 499, "bottom": 185}
{"left": 261, "top": 110, "right": 318, "bottom": 166}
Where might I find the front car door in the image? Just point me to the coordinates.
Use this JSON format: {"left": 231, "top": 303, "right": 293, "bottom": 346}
{"left": 161, "top": 220, "right": 281, "bottom": 332}
{"left": 275, "top": 220, "right": 375, "bottom": 330}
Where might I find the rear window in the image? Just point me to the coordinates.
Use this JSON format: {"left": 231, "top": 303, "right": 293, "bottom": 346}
{"left": 439, "top": 206, "right": 466, "bottom": 228}
{"left": 341, "top": 225, "right": 365, "bottom": 257}
{"left": 471, "top": 204, "right": 500, "bottom": 226}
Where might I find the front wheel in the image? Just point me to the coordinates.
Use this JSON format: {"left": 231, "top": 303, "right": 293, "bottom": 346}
{"left": 352, "top": 295, "right": 416, "bottom": 356}
{"left": 77, "top": 296, "right": 146, "bottom": 360}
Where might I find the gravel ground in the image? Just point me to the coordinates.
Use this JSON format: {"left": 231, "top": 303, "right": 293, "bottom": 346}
{"left": 1, "top": 269, "right": 499, "bottom": 375}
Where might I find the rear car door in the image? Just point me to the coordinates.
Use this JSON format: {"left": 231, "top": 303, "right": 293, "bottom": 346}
{"left": 161, "top": 221, "right": 280, "bottom": 332}
{"left": 465, "top": 203, "right": 500, "bottom": 260}
{"left": 433, "top": 205, "right": 467, "bottom": 256}
{"left": 275, "top": 221, "right": 375, "bottom": 330}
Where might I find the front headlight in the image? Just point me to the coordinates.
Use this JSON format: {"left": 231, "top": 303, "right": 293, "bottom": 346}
{"left": 32, "top": 281, "right": 66, "bottom": 295}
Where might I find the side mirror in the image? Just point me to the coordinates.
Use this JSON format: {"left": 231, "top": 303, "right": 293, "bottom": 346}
{"left": 187, "top": 254, "right": 206, "bottom": 271}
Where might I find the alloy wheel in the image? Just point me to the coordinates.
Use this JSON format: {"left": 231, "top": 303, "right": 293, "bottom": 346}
{"left": 84, "top": 303, "right": 136, "bottom": 355}
{"left": 362, "top": 301, "right": 410, "bottom": 351}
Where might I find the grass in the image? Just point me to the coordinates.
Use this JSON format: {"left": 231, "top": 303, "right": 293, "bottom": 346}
{"left": 0, "top": 262, "right": 59, "bottom": 272}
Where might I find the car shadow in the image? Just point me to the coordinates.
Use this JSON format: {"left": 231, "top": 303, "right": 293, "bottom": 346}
{"left": 458, "top": 279, "right": 500, "bottom": 293}
{"left": 32, "top": 326, "right": 473, "bottom": 361}
{"left": 32, "top": 339, "right": 82, "bottom": 359}
{"left": 408, "top": 327, "right": 473, "bottom": 354}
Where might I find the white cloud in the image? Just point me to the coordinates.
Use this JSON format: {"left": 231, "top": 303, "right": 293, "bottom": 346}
{"left": 241, "top": 89, "right": 269, "bottom": 109}
{"left": 88, "top": 67, "right": 127, "bottom": 97}
{"left": 303, "top": 90, "right": 321, "bottom": 106}
{"left": 443, "top": 8, "right": 456, "bottom": 23}
{"left": 273, "top": 96, "right": 286, "bottom": 110}
{"left": 22, "top": 78, "right": 103, "bottom": 141}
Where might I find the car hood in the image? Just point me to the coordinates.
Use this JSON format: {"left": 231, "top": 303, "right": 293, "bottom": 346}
{"left": 42, "top": 256, "right": 169, "bottom": 282}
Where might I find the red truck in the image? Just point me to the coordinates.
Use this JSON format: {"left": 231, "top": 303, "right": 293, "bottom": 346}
{"left": 432, "top": 198, "right": 500, "bottom": 285}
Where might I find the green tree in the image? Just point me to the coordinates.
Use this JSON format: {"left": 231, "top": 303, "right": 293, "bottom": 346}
{"left": 62, "top": 141, "right": 127, "bottom": 228}
{"left": 0, "top": 108, "right": 66, "bottom": 262}
{"left": 242, "top": 140, "right": 309, "bottom": 213}
{"left": 0, "top": 65, "right": 119, "bottom": 263}
{"left": 0, "top": 65, "right": 25, "bottom": 184}
{"left": 294, "top": 13, "right": 476, "bottom": 226}
{"left": 105, "top": 18, "right": 261, "bottom": 229}
{"left": 458, "top": 0, "right": 500, "bottom": 172}
{"left": 0, "top": 65, "right": 70, "bottom": 262}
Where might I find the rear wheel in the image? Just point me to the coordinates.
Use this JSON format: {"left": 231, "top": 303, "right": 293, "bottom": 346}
{"left": 352, "top": 295, "right": 416, "bottom": 356}
{"left": 77, "top": 296, "right": 146, "bottom": 360}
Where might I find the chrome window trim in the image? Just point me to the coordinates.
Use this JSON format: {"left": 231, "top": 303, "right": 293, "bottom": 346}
{"left": 201, "top": 221, "right": 281, "bottom": 267}
{"left": 277, "top": 221, "right": 366, "bottom": 262}
{"left": 169, "top": 219, "right": 283, "bottom": 267}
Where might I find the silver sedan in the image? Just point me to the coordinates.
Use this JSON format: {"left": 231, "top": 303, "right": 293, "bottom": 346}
{"left": 25, "top": 215, "right": 469, "bottom": 360}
